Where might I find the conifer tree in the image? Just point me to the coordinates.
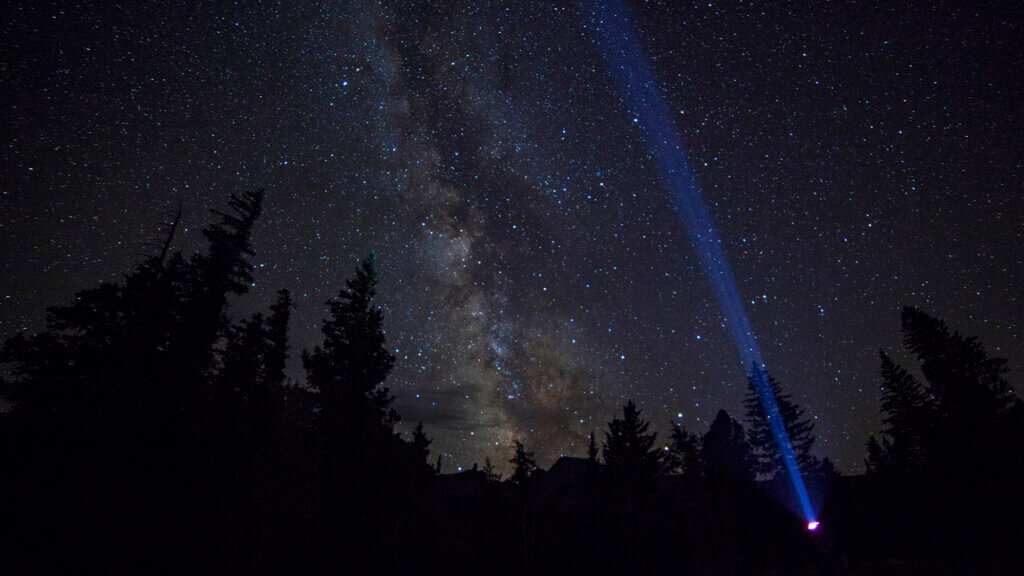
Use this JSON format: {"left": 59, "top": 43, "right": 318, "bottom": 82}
{"left": 901, "top": 306, "right": 1016, "bottom": 419}
{"left": 701, "top": 409, "right": 754, "bottom": 485}
{"left": 744, "top": 365, "right": 817, "bottom": 478}
{"left": 0, "top": 191, "right": 266, "bottom": 568}
{"left": 874, "top": 350, "right": 930, "bottom": 473}
{"left": 220, "top": 313, "right": 267, "bottom": 406}
{"left": 602, "top": 400, "right": 661, "bottom": 485}
{"left": 303, "top": 252, "right": 397, "bottom": 474}
{"left": 263, "top": 289, "right": 292, "bottom": 390}
{"left": 2, "top": 191, "right": 264, "bottom": 422}
{"left": 410, "top": 421, "right": 432, "bottom": 465}
{"left": 174, "top": 190, "right": 264, "bottom": 386}
{"left": 666, "top": 422, "right": 701, "bottom": 476}
{"left": 587, "top": 430, "right": 600, "bottom": 464}
{"left": 877, "top": 307, "right": 1022, "bottom": 489}
{"left": 509, "top": 439, "right": 537, "bottom": 484}
{"left": 482, "top": 457, "right": 502, "bottom": 482}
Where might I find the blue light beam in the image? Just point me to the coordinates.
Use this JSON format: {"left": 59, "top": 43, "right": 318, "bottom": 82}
{"left": 590, "top": 0, "right": 815, "bottom": 523}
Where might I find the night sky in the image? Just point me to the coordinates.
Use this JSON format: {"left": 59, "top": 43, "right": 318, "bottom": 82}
{"left": 2, "top": 1, "right": 1021, "bottom": 474}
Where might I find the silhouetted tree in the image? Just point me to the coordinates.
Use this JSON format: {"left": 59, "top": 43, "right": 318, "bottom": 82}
{"left": 603, "top": 400, "right": 661, "bottom": 487}
{"left": 509, "top": 439, "right": 537, "bottom": 484}
{"left": 701, "top": 409, "right": 755, "bottom": 485}
{"left": 883, "top": 308, "right": 1020, "bottom": 480}
{"left": 744, "top": 364, "right": 817, "bottom": 478}
{"left": 864, "top": 434, "right": 887, "bottom": 475}
{"left": 303, "top": 252, "right": 398, "bottom": 480}
{"left": 2, "top": 191, "right": 264, "bottom": 435}
{"left": 867, "top": 350, "right": 930, "bottom": 474}
{"left": 587, "top": 430, "right": 600, "bottom": 464}
{"left": 862, "top": 306, "right": 1024, "bottom": 560}
{"left": 0, "top": 191, "right": 268, "bottom": 571}
{"left": 811, "top": 456, "right": 839, "bottom": 480}
{"left": 901, "top": 306, "right": 1016, "bottom": 419}
{"left": 219, "top": 312, "right": 267, "bottom": 408}
{"left": 174, "top": 190, "right": 264, "bottom": 387}
{"left": 482, "top": 457, "right": 502, "bottom": 482}
{"left": 666, "top": 422, "right": 701, "bottom": 477}
{"left": 264, "top": 288, "right": 292, "bottom": 389}
{"left": 411, "top": 421, "right": 432, "bottom": 465}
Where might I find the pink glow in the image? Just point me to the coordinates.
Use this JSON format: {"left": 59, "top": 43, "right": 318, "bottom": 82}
{"left": 807, "top": 521, "right": 820, "bottom": 531}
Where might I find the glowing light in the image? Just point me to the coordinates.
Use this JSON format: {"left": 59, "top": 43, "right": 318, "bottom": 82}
{"left": 807, "top": 521, "right": 820, "bottom": 531}
{"left": 592, "top": 0, "right": 816, "bottom": 525}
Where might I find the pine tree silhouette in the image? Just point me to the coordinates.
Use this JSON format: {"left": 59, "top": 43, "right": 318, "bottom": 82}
{"left": 743, "top": 364, "right": 817, "bottom": 478}
{"left": 303, "top": 251, "right": 399, "bottom": 525}
{"left": 1, "top": 190, "right": 267, "bottom": 571}
{"left": 901, "top": 306, "right": 1016, "bottom": 419}
{"left": 602, "top": 400, "right": 661, "bottom": 487}
{"left": 264, "top": 288, "right": 292, "bottom": 390}
{"left": 863, "top": 306, "right": 1024, "bottom": 559}
{"left": 509, "top": 439, "right": 537, "bottom": 484}
{"left": 666, "top": 422, "right": 700, "bottom": 477}
{"left": 587, "top": 430, "right": 600, "bottom": 464}
{"left": 1, "top": 191, "right": 264, "bottom": 437}
{"left": 893, "top": 307, "right": 1020, "bottom": 480}
{"left": 220, "top": 313, "right": 267, "bottom": 406}
{"left": 701, "top": 409, "right": 755, "bottom": 485}
{"left": 864, "top": 434, "right": 888, "bottom": 475}
{"left": 410, "top": 421, "right": 432, "bottom": 466}
{"left": 304, "top": 252, "right": 397, "bottom": 445}
{"left": 867, "top": 350, "right": 931, "bottom": 474}
{"left": 174, "top": 190, "right": 264, "bottom": 388}
{"left": 482, "top": 457, "right": 502, "bottom": 481}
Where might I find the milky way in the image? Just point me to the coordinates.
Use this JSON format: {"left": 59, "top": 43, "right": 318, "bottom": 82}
{"left": 2, "top": 1, "right": 1021, "bottom": 473}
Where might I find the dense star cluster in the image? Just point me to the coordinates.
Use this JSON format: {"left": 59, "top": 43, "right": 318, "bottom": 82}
{"left": 2, "top": 1, "right": 1020, "bottom": 473}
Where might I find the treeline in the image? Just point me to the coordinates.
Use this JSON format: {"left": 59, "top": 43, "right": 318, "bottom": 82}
{"left": 851, "top": 306, "right": 1024, "bottom": 563}
{"left": 1, "top": 190, "right": 1021, "bottom": 574}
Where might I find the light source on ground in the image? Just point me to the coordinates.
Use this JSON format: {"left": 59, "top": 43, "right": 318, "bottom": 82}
{"left": 807, "top": 521, "right": 820, "bottom": 531}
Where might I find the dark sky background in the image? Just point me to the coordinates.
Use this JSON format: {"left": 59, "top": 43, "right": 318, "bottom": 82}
{"left": 2, "top": 1, "right": 1021, "bottom": 474}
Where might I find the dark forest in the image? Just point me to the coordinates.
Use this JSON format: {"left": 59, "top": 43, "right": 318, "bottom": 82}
{"left": 2, "top": 190, "right": 1021, "bottom": 574}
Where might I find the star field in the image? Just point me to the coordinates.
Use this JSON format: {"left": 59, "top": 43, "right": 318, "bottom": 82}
{"left": 2, "top": 1, "right": 1021, "bottom": 474}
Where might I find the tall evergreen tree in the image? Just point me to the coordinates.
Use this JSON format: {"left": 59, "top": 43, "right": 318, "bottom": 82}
{"left": 0, "top": 191, "right": 267, "bottom": 569}
{"left": 864, "top": 307, "right": 1023, "bottom": 557}
{"left": 509, "top": 439, "right": 537, "bottom": 484}
{"left": 901, "top": 306, "right": 1016, "bottom": 419}
{"left": 666, "top": 422, "right": 701, "bottom": 477}
{"left": 895, "top": 308, "right": 1021, "bottom": 480}
{"left": 410, "top": 421, "right": 432, "bottom": 465}
{"left": 219, "top": 313, "right": 267, "bottom": 406}
{"left": 482, "top": 457, "right": 502, "bottom": 482}
{"left": 701, "top": 409, "right": 754, "bottom": 485}
{"left": 864, "top": 434, "right": 889, "bottom": 475}
{"left": 744, "top": 364, "right": 817, "bottom": 478}
{"left": 587, "top": 430, "right": 600, "bottom": 464}
{"left": 872, "top": 350, "right": 930, "bottom": 474}
{"left": 173, "top": 190, "right": 264, "bottom": 386}
{"left": 2, "top": 200, "right": 184, "bottom": 420}
{"left": 1, "top": 191, "right": 264, "bottom": 423}
{"left": 263, "top": 288, "right": 292, "bottom": 390}
{"left": 303, "top": 252, "right": 397, "bottom": 475}
{"left": 602, "top": 400, "right": 661, "bottom": 486}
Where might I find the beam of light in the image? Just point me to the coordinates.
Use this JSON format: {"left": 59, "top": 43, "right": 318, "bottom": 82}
{"left": 589, "top": 0, "right": 816, "bottom": 524}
